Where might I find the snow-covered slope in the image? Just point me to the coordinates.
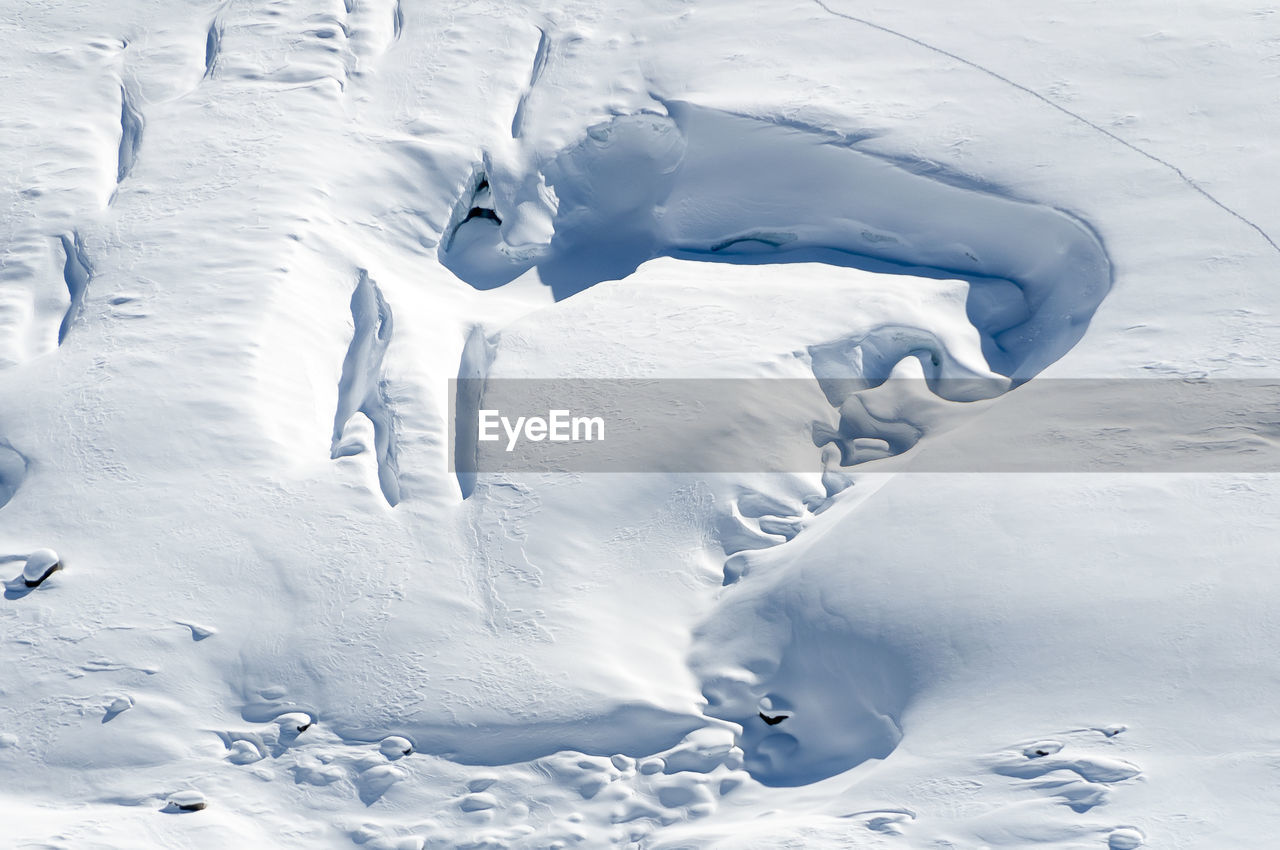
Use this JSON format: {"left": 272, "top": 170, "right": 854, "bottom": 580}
{"left": 2, "top": 1, "right": 1278, "bottom": 847}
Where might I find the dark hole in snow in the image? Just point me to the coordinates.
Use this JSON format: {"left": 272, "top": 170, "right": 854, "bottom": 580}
{"left": 758, "top": 712, "right": 788, "bottom": 726}
{"left": 464, "top": 207, "right": 501, "bottom": 225}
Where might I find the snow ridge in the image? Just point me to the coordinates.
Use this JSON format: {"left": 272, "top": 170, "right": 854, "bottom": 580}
{"left": 203, "top": 18, "right": 222, "bottom": 79}
{"left": 331, "top": 270, "right": 400, "bottom": 507}
{"left": 511, "top": 25, "right": 550, "bottom": 139}
{"left": 0, "top": 441, "right": 26, "bottom": 512}
{"left": 55, "top": 232, "right": 92, "bottom": 345}
{"left": 116, "top": 85, "right": 143, "bottom": 184}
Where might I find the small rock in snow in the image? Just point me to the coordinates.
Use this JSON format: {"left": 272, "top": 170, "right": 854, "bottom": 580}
{"left": 164, "top": 790, "right": 206, "bottom": 812}
{"left": 1022, "top": 740, "right": 1064, "bottom": 758}
{"left": 275, "top": 712, "right": 313, "bottom": 734}
{"left": 380, "top": 735, "right": 413, "bottom": 759}
{"left": 22, "top": 549, "right": 62, "bottom": 588}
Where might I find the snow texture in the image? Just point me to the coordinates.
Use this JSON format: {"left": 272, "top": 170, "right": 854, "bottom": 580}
{"left": 1, "top": 0, "right": 1278, "bottom": 847}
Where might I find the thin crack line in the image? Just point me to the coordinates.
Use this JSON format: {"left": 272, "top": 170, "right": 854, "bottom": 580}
{"left": 811, "top": 0, "right": 1280, "bottom": 256}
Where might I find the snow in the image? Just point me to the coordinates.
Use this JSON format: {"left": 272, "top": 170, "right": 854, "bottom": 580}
{"left": 2, "top": 0, "right": 1279, "bottom": 847}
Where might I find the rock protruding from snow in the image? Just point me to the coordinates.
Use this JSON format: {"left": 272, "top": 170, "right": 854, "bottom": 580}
{"left": 22, "top": 549, "right": 61, "bottom": 588}
{"left": 164, "top": 790, "right": 206, "bottom": 812}
{"left": 275, "top": 712, "right": 314, "bottom": 735}
{"left": 1022, "top": 740, "right": 1064, "bottom": 758}
{"left": 379, "top": 735, "right": 413, "bottom": 759}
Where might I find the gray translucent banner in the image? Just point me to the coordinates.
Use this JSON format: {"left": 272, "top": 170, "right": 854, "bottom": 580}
{"left": 449, "top": 379, "right": 1280, "bottom": 474}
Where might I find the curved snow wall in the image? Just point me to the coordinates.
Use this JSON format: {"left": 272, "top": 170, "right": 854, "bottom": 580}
{"left": 0, "top": 441, "right": 26, "bottom": 511}
{"left": 444, "top": 102, "right": 1112, "bottom": 381}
